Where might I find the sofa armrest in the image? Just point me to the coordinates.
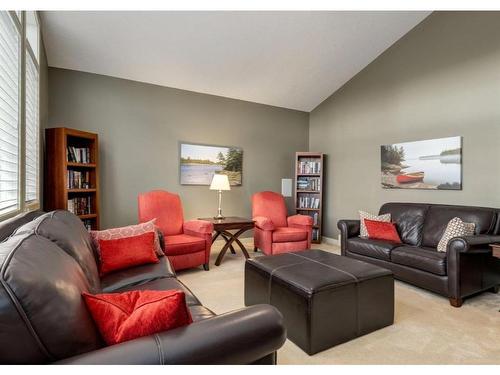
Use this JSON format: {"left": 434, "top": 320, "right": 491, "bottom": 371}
{"left": 183, "top": 220, "right": 214, "bottom": 236}
{"left": 447, "top": 234, "right": 500, "bottom": 254}
{"left": 56, "top": 304, "right": 285, "bottom": 365}
{"left": 337, "top": 220, "right": 360, "bottom": 238}
{"left": 253, "top": 216, "right": 275, "bottom": 231}
{"left": 287, "top": 214, "right": 313, "bottom": 227}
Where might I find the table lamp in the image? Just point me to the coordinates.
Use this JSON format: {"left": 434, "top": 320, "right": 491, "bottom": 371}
{"left": 210, "top": 174, "right": 231, "bottom": 219}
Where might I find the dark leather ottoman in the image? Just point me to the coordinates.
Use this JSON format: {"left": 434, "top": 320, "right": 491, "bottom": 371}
{"left": 245, "top": 249, "right": 394, "bottom": 355}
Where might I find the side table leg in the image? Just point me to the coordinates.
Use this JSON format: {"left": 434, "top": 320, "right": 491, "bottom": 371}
{"left": 221, "top": 233, "right": 236, "bottom": 254}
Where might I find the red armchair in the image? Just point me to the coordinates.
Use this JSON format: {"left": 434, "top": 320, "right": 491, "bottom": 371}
{"left": 252, "top": 191, "right": 313, "bottom": 255}
{"left": 138, "top": 190, "right": 213, "bottom": 271}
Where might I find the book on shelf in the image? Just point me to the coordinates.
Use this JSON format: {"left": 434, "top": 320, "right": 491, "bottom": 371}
{"left": 298, "top": 210, "right": 319, "bottom": 226}
{"left": 312, "top": 228, "right": 320, "bottom": 242}
{"left": 67, "top": 196, "right": 92, "bottom": 216}
{"left": 297, "top": 159, "right": 321, "bottom": 174}
{"left": 82, "top": 219, "right": 93, "bottom": 231}
{"left": 67, "top": 146, "right": 91, "bottom": 163}
{"left": 297, "top": 176, "right": 321, "bottom": 191}
{"left": 298, "top": 195, "right": 320, "bottom": 209}
{"left": 67, "top": 170, "right": 91, "bottom": 189}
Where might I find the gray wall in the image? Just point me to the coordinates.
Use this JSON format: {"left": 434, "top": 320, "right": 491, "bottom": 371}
{"left": 309, "top": 12, "right": 500, "bottom": 238}
{"left": 48, "top": 68, "right": 309, "bottom": 229}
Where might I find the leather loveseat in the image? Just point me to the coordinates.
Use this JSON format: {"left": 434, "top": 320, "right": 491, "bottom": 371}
{"left": 338, "top": 202, "right": 500, "bottom": 307}
{"left": 0, "top": 210, "right": 286, "bottom": 364}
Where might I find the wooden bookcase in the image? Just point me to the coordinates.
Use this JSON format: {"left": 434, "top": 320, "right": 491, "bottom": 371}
{"left": 44, "top": 127, "right": 100, "bottom": 230}
{"left": 295, "top": 152, "right": 324, "bottom": 244}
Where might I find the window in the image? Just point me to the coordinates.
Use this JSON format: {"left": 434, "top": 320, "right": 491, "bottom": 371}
{"left": 0, "top": 11, "right": 40, "bottom": 219}
{"left": 0, "top": 12, "right": 20, "bottom": 216}
{"left": 25, "top": 11, "right": 39, "bottom": 205}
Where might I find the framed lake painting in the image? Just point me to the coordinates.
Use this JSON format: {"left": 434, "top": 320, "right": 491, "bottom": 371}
{"left": 180, "top": 142, "right": 243, "bottom": 186}
{"left": 381, "top": 136, "right": 462, "bottom": 190}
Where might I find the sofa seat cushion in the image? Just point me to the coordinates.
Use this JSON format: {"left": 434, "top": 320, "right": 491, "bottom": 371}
{"left": 272, "top": 227, "right": 308, "bottom": 243}
{"left": 164, "top": 234, "right": 205, "bottom": 255}
{"left": 100, "top": 256, "right": 175, "bottom": 293}
{"left": 112, "top": 277, "right": 202, "bottom": 307}
{"left": 391, "top": 246, "right": 447, "bottom": 276}
{"left": 347, "top": 237, "right": 400, "bottom": 261}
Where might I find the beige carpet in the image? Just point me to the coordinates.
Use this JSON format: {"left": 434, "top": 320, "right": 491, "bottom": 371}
{"left": 177, "top": 239, "right": 500, "bottom": 364}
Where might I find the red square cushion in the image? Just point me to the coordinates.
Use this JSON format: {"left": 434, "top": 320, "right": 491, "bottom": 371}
{"left": 83, "top": 290, "right": 192, "bottom": 345}
{"left": 90, "top": 219, "right": 163, "bottom": 257}
{"left": 364, "top": 219, "right": 402, "bottom": 243}
{"left": 98, "top": 231, "right": 159, "bottom": 276}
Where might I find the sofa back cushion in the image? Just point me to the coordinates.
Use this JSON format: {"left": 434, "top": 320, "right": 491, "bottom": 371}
{"left": 0, "top": 231, "right": 102, "bottom": 364}
{"left": 0, "top": 210, "right": 44, "bottom": 242}
{"left": 13, "top": 211, "right": 100, "bottom": 292}
{"left": 379, "top": 203, "right": 429, "bottom": 246}
{"left": 422, "top": 205, "right": 497, "bottom": 248}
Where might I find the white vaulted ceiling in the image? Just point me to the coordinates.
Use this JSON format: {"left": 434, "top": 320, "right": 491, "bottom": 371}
{"left": 41, "top": 11, "right": 430, "bottom": 111}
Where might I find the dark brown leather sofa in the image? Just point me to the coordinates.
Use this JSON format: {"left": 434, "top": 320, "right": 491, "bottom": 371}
{"left": 338, "top": 202, "right": 500, "bottom": 307}
{"left": 0, "top": 210, "right": 286, "bottom": 364}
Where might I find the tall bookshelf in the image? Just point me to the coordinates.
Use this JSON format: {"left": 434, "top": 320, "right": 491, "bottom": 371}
{"left": 44, "top": 127, "right": 100, "bottom": 230}
{"left": 295, "top": 152, "right": 324, "bottom": 244}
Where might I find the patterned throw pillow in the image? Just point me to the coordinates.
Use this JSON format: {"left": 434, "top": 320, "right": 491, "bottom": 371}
{"left": 358, "top": 211, "right": 391, "bottom": 237}
{"left": 90, "top": 219, "right": 163, "bottom": 257}
{"left": 437, "top": 217, "right": 476, "bottom": 252}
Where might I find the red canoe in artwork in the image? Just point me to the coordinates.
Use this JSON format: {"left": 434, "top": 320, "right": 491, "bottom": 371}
{"left": 396, "top": 171, "right": 425, "bottom": 184}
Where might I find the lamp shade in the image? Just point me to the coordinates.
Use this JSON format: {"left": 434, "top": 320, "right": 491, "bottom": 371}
{"left": 210, "top": 174, "right": 231, "bottom": 191}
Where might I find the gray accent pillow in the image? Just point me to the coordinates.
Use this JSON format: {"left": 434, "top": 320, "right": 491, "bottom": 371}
{"left": 437, "top": 217, "right": 475, "bottom": 252}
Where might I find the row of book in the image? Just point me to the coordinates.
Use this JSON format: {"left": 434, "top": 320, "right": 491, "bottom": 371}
{"left": 297, "top": 210, "right": 319, "bottom": 226}
{"left": 67, "top": 170, "right": 91, "bottom": 189}
{"left": 298, "top": 195, "right": 320, "bottom": 209}
{"left": 67, "top": 146, "right": 91, "bottom": 163}
{"left": 312, "top": 228, "right": 320, "bottom": 242}
{"left": 82, "top": 219, "right": 93, "bottom": 231}
{"left": 297, "top": 177, "right": 321, "bottom": 191}
{"left": 297, "top": 159, "right": 321, "bottom": 174}
{"left": 67, "top": 197, "right": 92, "bottom": 216}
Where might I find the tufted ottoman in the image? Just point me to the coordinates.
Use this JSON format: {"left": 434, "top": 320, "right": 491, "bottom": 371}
{"left": 245, "top": 249, "right": 394, "bottom": 355}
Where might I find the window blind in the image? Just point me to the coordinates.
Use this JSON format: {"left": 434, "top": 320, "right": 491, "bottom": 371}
{"left": 0, "top": 12, "right": 20, "bottom": 215}
{"left": 25, "top": 48, "right": 39, "bottom": 203}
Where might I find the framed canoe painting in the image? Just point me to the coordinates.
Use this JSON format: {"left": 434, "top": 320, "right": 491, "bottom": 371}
{"left": 180, "top": 142, "right": 243, "bottom": 186}
{"left": 381, "top": 136, "right": 462, "bottom": 190}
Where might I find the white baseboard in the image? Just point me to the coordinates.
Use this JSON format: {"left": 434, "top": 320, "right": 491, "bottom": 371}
{"left": 322, "top": 235, "right": 340, "bottom": 246}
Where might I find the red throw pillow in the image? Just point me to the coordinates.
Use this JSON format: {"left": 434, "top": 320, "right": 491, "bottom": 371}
{"left": 364, "top": 219, "right": 402, "bottom": 243}
{"left": 98, "top": 231, "right": 159, "bottom": 276}
{"left": 83, "top": 290, "right": 193, "bottom": 345}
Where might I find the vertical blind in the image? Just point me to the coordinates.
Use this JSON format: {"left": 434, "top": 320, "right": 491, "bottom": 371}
{"left": 25, "top": 47, "right": 38, "bottom": 203}
{"left": 0, "top": 12, "right": 20, "bottom": 215}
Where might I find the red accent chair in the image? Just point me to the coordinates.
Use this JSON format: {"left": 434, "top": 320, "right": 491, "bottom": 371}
{"left": 252, "top": 191, "right": 313, "bottom": 255}
{"left": 138, "top": 190, "right": 213, "bottom": 271}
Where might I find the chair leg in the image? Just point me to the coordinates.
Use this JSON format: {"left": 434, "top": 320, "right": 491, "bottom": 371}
{"left": 254, "top": 246, "right": 258, "bottom": 252}
{"left": 203, "top": 263, "right": 209, "bottom": 271}
{"left": 449, "top": 297, "right": 463, "bottom": 307}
